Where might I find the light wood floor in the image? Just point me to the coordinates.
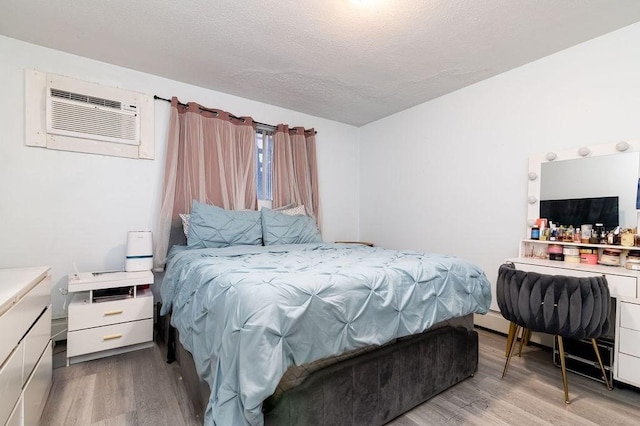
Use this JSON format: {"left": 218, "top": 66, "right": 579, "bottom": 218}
{"left": 41, "top": 342, "right": 200, "bottom": 426}
{"left": 40, "top": 329, "right": 640, "bottom": 425}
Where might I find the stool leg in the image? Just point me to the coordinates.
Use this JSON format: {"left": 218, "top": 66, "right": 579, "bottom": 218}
{"left": 502, "top": 325, "right": 521, "bottom": 378}
{"left": 505, "top": 322, "right": 517, "bottom": 357}
{"left": 517, "top": 328, "right": 530, "bottom": 357}
{"left": 591, "top": 339, "right": 613, "bottom": 391}
{"left": 557, "top": 336, "right": 571, "bottom": 404}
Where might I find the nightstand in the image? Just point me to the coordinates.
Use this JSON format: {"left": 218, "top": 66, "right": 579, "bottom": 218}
{"left": 66, "top": 270, "right": 154, "bottom": 365}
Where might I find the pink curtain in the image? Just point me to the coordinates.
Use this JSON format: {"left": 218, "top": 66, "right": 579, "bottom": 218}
{"left": 273, "top": 125, "right": 320, "bottom": 224}
{"left": 155, "top": 97, "right": 256, "bottom": 269}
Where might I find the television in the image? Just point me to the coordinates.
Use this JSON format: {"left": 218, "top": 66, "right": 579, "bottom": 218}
{"left": 539, "top": 196, "right": 619, "bottom": 230}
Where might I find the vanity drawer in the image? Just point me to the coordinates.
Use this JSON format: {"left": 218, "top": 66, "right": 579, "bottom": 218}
{"left": 67, "top": 318, "right": 153, "bottom": 357}
{"left": 617, "top": 353, "right": 640, "bottom": 387}
{"left": 619, "top": 327, "right": 640, "bottom": 357}
{"left": 604, "top": 274, "right": 637, "bottom": 299}
{"left": 68, "top": 289, "right": 153, "bottom": 331}
{"left": 619, "top": 301, "right": 640, "bottom": 331}
{"left": 510, "top": 262, "right": 636, "bottom": 298}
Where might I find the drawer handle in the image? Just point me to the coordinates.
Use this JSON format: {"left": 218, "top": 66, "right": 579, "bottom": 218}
{"left": 104, "top": 310, "right": 124, "bottom": 316}
{"left": 103, "top": 334, "right": 123, "bottom": 341}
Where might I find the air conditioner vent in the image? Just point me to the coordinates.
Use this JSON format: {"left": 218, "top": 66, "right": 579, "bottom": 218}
{"left": 47, "top": 86, "right": 140, "bottom": 145}
{"left": 50, "top": 101, "right": 138, "bottom": 142}
{"left": 50, "top": 88, "right": 123, "bottom": 110}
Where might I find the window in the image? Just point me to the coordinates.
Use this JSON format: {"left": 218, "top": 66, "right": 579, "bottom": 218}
{"left": 256, "top": 129, "right": 273, "bottom": 201}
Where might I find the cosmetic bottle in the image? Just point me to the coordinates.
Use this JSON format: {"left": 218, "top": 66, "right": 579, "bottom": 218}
{"left": 531, "top": 226, "right": 540, "bottom": 240}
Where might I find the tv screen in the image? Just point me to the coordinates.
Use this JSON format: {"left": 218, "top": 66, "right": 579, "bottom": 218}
{"left": 539, "top": 196, "right": 619, "bottom": 230}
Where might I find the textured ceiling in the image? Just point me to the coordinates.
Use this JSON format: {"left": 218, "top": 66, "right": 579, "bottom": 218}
{"left": 2, "top": 0, "right": 640, "bottom": 126}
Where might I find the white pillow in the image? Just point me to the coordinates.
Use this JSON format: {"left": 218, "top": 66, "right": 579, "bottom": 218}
{"left": 279, "top": 205, "right": 306, "bottom": 216}
{"left": 179, "top": 213, "right": 190, "bottom": 237}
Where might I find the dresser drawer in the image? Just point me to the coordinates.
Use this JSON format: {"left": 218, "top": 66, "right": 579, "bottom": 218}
{"left": 617, "top": 353, "right": 640, "bottom": 387}
{"left": 619, "top": 301, "right": 640, "bottom": 331}
{"left": 23, "top": 343, "right": 52, "bottom": 426}
{"left": 6, "top": 399, "right": 21, "bottom": 426}
{"left": 23, "top": 305, "right": 51, "bottom": 386}
{"left": 67, "top": 318, "right": 153, "bottom": 357}
{"left": 0, "top": 275, "right": 50, "bottom": 364}
{"left": 0, "top": 341, "right": 24, "bottom": 426}
{"left": 68, "top": 289, "right": 153, "bottom": 331}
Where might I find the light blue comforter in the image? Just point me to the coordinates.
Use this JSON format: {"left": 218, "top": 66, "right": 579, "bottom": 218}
{"left": 160, "top": 243, "right": 492, "bottom": 426}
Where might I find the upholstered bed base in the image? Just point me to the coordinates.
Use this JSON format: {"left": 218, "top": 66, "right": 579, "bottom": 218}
{"left": 164, "top": 316, "right": 479, "bottom": 426}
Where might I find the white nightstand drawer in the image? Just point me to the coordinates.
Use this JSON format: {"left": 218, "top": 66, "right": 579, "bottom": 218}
{"left": 67, "top": 318, "right": 153, "bottom": 357}
{"left": 68, "top": 289, "right": 153, "bottom": 331}
{"left": 620, "top": 301, "right": 640, "bottom": 331}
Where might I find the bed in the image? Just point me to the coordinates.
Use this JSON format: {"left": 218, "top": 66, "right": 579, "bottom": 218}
{"left": 159, "top": 201, "right": 491, "bottom": 425}
{"left": 160, "top": 240, "right": 491, "bottom": 425}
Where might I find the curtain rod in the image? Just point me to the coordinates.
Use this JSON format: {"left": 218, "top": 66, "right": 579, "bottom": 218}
{"left": 153, "top": 95, "right": 318, "bottom": 135}
{"left": 153, "top": 95, "right": 273, "bottom": 130}
{"left": 154, "top": 95, "right": 316, "bottom": 134}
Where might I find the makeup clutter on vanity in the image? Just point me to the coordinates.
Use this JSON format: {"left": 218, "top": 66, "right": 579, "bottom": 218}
{"left": 527, "top": 218, "right": 640, "bottom": 269}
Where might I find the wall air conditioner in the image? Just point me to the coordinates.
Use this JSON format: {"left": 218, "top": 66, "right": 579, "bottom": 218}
{"left": 47, "top": 87, "right": 140, "bottom": 146}
{"left": 26, "top": 69, "right": 154, "bottom": 159}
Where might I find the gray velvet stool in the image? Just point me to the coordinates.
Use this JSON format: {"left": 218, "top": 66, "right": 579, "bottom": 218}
{"left": 496, "top": 262, "right": 612, "bottom": 403}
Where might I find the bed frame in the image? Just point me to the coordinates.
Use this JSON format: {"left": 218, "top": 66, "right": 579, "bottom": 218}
{"left": 163, "top": 316, "right": 479, "bottom": 426}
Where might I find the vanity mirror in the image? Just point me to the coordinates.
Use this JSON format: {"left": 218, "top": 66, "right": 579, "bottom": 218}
{"left": 527, "top": 140, "right": 640, "bottom": 233}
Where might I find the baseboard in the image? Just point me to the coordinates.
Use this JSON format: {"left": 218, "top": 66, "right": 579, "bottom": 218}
{"left": 474, "top": 311, "right": 511, "bottom": 334}
{"left": 475, "top": 310, "right": 553, "bottom": 348}
{"left": 51, "top": 316, "right": 67, "bottom": 342}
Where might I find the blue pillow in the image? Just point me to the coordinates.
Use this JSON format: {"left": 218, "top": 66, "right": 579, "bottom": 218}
{"left": 261, "top": 208, "right": 322, "bottom": 245}
{"left": 187, "top": 201, "right": 262, "bottom": 248}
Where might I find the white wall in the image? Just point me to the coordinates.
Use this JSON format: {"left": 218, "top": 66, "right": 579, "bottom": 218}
{"left": 0, "top": 35, "right": 360, "bottom": 319}
{"left": 359, "top": 22, "right": 640, "bottom": 311}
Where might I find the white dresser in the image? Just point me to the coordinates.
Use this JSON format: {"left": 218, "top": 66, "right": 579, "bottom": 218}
{"left": 0, "top": 266, "right": 52, "bottom": 426}
{"left": 512, "top": 239, "right": 640, "bottom": 388}
{"left": 67, "top": 270, "right": 154, "bottom": 365}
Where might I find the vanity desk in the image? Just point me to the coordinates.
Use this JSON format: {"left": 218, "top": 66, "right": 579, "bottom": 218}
{"left": 509, "top": 242, "right": 640, "bottom": 388}
{"left": 510, "top": 139, "right": 640, "bottom": 388}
